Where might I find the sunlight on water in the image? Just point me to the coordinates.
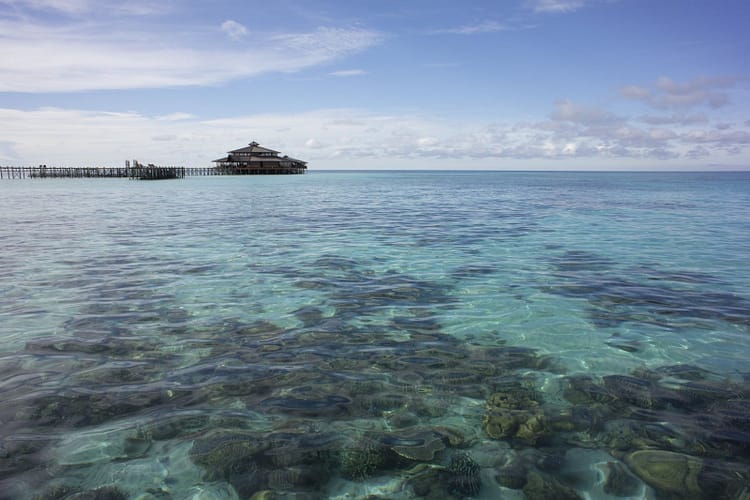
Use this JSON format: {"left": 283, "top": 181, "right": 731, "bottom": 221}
{"left": 1, "top": 172, "right": 749, "bottom": 499}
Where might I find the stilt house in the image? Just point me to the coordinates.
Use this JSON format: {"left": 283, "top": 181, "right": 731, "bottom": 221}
{"left": 212, "top": 141, "right": 307, "bottom": 174}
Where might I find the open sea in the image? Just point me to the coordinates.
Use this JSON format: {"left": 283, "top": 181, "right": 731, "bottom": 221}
{"left": 1, "top": 170, "right": 749, "bottom": 499}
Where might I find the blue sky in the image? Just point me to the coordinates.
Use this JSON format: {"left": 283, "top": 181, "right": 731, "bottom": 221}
{"left": 1, "top": 0, "right": 748, "bottom": 169}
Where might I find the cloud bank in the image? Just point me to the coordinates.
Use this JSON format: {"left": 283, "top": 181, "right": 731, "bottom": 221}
{"left": 2, "top": 81, "right": 747, "bottom": 169}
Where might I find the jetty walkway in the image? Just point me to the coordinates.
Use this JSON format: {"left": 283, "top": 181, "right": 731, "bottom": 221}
{"left": 0, "top": 165, "right": 305, "bottom": 180}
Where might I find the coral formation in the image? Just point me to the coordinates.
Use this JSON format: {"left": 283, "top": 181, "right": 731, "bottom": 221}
{"left": 446, "top": 452, "right": 481, "bottom": 496}
{"left": 483, "top": 385, "right": 548, "bottom": 445}
{"left": 340, "top": 435, "right": 388, "bottom": 480}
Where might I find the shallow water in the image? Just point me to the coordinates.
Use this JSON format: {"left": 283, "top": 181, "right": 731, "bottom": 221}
{"left": 1, "top": 171, "right": 749, "bottom": 499}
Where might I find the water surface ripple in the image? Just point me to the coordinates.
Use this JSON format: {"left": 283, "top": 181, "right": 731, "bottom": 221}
{"left": 1, "top": 172, "right": 749, "bottom": 499}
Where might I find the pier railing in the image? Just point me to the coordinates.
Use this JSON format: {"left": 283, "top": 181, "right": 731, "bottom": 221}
{"left": 0, "top": 165, "right": 306, "bottom": 180}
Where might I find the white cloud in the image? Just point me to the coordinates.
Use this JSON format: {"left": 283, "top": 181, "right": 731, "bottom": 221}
{"left": 0, "top": 0, "right": 91, "bottom": 13}
{"left": 0, "top": 21, "right": 384, "bottom": 92}
{"left": 428, "top": 0, "right": 599, "bottom": 36}
{"left": 430, "top": 20, "right": 511, "bottom": 35}
{"left": 620, "top": 85, "right": 651, "bottom": 100}
{"left": 622, "top": 76, "right": 738, "bottom": 110}
{"left": 272, "top": 27, "right": 384, "bottom": 61}
{"left": 152, "top": 134, "right": 178, "bottom": 142}
{"left": 686, "top": 146, "right": 710, "bottom": 159}
{"left": 682, "top": 129, "right": 750, "bottom": 145}
{"left": 550, "top": 99, "right": 621, "bottom": 125}
{"left": 114, "top": 2, "right": 169, "bottom": 16}
{"left": 0, "top": 0, "right": 169, "bottom": 16}
{"left": 526, "top": 0, "right": 587, "bottom": 13}
{"left": 157, "top": 113, "right": 195, "bottom": 121}
{"left": 640, "top": 113, "right": 708, "bottom": 125}
{"left": 0, "top": 140, "right": 20, "bottom": 160}
{"left": 221, "top": 20, "right": 248, "bottom": 41}
{"left": 305, "top": 138, "right": 326, "bottom": 148}
{"left": 329, "top": 69, "right": 366, "bottom": 77}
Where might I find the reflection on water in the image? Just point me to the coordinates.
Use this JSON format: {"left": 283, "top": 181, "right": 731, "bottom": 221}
{"left": 0, "top": 172, "right": 749, "bottom": 499}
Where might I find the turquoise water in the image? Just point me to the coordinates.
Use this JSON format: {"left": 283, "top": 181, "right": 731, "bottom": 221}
{"left": 1, "top": 171, "right": 749, "bottom": 499}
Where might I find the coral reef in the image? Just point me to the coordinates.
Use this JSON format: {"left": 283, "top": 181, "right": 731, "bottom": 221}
{"left": 5, "top": 249, "right": 750, "bottom": 499}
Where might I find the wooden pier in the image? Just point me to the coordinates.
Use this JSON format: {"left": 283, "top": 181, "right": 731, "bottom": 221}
{"left": 2, "top": 142, "right": 306, "bottom": 180}
{"left": 1, "top": 166, "right": 128, "bottom": 179}
{"left": 0, "top": 165, "right": 306, "bottom": 180}
{"left": 130, "top": 166, "right": 185, "bottom": 180}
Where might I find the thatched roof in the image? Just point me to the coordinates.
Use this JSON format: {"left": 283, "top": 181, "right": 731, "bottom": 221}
{"left": 228, "top": 141, "right": 280, "bottom": 155}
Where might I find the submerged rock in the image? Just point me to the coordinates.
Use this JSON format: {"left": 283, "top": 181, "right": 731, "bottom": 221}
{"left": 605, "top": 333, "right": 641, "bottom": 353}
{"left": 29, "top": 388, "right": 174, "bottom": 428}
{"left": 563, "top": 375, "right": 615, "bottom": 406}
{"left": 494, "top": 462, "right": 528, "bottom": 490}
{"left": 33, "top": 485, "right": 128, "bottom": 500}
{"left": 67, "top": 486, "right": 129, "bottom": 500}
{"left": 652, "top": 364, "right": 712, "bottom": 381}
{"left": 145, "top": 415, "right": 210, "bottom": 441}
{"left": 262, "top": 464, "right": 328, "bottom": 492}
{"left": 25, "top": 336, "right": 156, "bottom": 357}
{"left": 712, "top": 398, "right": 750, "bottom": 430}
{"left": 624, "top": 450, "right": 703, "bottom": 499}
{"left": 31, "top": 486, "right": 77, "bottom": 500}
{"left": 190, "top": 430, "right": 264, "bottom": 496}
{"left": 195, "top": 428, "right": 336, "bottom": 496}
{"left": 603, "top": 375, "right": 654, "bottom": 409}
{"left": 405, "top": 466, "right": 448, "bottom": 499}
{"left": 0, "top": 436, "right": 49, "bottom": 480}
{"left": 522, "top": 471, "right": 583, "bottom": 500}
{"left": 122, "top": 429, "right": 152, "bottom": 459}
{"left": 432, "top": 426, "right": 468, "bottom": 448}
{"left": 697, "top": 459, "right": 750, "bottom": 499}
{"left": 484, "top": 346, "right": 543, "bottom": 371}
{"left": 601, "top": 419, "right": 654, "bottom": 451}
{"left": 666, "top": 380, "right": 738, "bottom": 409}
{"left": 255, "top": 431, "right": 338, "bottom": 469}
{"left": 260, "top": 394, "right": 352, "bottom": 418}
{"left": 603, "top": 460, "right": 641, "bottom": 497}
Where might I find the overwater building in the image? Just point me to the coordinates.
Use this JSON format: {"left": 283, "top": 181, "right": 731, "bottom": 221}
{"left": 213, "top": 141, "right": 307, "bottom": 174}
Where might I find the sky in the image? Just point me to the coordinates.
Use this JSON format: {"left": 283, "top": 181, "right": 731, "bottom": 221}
{"left": 1, "top": 0, "right": 749, "bottom": 170}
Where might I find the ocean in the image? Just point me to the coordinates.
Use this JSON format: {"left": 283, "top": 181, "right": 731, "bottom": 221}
{"left": 1, "top": 171, "right": 749, "bottom": 499}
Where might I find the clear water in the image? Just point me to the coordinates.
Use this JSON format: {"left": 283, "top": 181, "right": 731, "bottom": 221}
{"left": 1, "top": 171, "right": 749, "bottom": 499}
